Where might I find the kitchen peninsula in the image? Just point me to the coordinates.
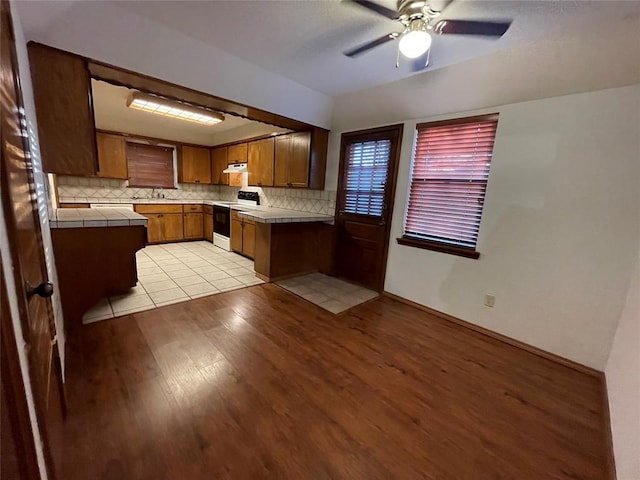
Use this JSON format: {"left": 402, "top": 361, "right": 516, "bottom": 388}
{"left": 50, "top": 208, "right": 147, "bottom": 330}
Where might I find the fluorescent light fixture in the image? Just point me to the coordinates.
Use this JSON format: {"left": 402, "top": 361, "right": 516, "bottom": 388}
{"left": 126, "top": 92, "right": 224, "bottom": 126}
{"left": 399, "top": 19, "right": 432, "bottom": 59}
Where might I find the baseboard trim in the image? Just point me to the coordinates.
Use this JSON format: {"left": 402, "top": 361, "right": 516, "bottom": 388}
{"left": 382, "top": 291, "right": 602, "bottom": 378}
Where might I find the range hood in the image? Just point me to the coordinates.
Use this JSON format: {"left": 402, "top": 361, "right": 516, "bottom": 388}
{"left": 223, "top": 163, "right": 247, "bottom": 173}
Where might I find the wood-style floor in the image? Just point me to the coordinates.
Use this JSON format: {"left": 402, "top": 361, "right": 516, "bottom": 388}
{"left": 55, "top": 284, "right": 611, "bottom": 479}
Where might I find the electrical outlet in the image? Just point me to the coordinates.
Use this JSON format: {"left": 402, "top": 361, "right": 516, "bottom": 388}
{"left": 484, "top": 293, "right": 496, "bottom": 308}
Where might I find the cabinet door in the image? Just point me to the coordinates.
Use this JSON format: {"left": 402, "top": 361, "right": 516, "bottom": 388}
{"left": 211, "top": 146, "right": 229, "bottom": 185}
{"left": 203, "top": 213, "right": 213, "bottom": 242}
{"left": 181, "top": 146, "right": 211, "bottom": 184}
{"left": 145, "top": 214, "right": 164, "bottom": 244}
{"left": 227, "top": 143, "right": 248, "bottom": 164}
{"left": 231, "top": 219, "right": 243, "bottom": 253}
{"left": 288, "top": 132, "right": 311, "bottom": 188}
{"left": 28, "top": 44, "right": 98, "bottom": 176}
{"left": 184, "top": 213, "right": 204, "bottom": 239}
{"left": 96, "top": 133, "right": 127, "bottom": 179}
{"left": 248, "top": 138, "right": 275, "bottom": 187}
{"left": 243, "top": 222, "right": 256, "bottom": 259}
{"left": 163, "top": 214, "right": 184, "bottom": 242}
{"left": 274, "top": 135, "right": 291, "bottom": 187}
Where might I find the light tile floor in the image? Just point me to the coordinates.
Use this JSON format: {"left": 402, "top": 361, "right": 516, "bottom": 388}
{"left": 83, "top": 241, "right": 263, "bottom": 323}
{"left": 276, "top": 272, "right": 379, "bottom": 314}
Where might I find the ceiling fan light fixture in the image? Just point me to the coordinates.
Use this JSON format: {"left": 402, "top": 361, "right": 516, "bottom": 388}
{"left": 399, "top": 19, "right": 432, "bottom": 58}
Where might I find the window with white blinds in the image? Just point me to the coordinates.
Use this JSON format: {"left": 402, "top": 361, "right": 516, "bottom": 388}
{"left": 402, "top": 114, "right": 498, "bottom": 256}
{"left": 343, "top": 139, "right": 391, "bottom": 216}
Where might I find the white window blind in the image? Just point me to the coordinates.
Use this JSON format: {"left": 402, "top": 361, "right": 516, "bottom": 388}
{"left": 404, "top": 114, "right": 498, "bottom": 250}
{"left": 343, "top": 139, "right": 391, "bottom": 217}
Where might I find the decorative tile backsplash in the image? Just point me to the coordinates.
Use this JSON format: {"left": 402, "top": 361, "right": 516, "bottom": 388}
{"left": 57, "top": 176, "right": 218, "bottom": 202}
{"left": 56, "top": 176, "right": 337, "bottom": 215}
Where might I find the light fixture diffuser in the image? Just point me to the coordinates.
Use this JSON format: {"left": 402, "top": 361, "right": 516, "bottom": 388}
{"left": 126, "top": 92, "right": 224, "bottom": 126}
{"left": 399, "top": 19, "right": 432, "bottom": 59}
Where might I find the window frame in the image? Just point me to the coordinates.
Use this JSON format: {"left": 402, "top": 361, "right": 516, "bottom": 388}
{"left": 397, "top": 113, "right": 499, "bottom": 259}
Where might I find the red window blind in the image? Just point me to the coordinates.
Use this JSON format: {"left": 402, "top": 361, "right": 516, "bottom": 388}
{"left": 404, "top": 114, "right": 498, "bottom": 250}
{"left": 343, "top": 139, "right": 391, "bottom": 217}
{"left": 127, "top": 143, "right": 175, "bottom": 189}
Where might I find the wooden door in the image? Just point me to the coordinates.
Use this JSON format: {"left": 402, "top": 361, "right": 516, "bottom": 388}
{"left": 203, "top": 212, "right": 213, "bottom": 242}
{"left": 288, "top": 131, "right": 311, "bottom": 188}
{"left": 27, "top": 43, "right": 97, "bottom": 176}
{"left": 211, "top": 146, "right": 228, "bottom": 185}
{"left": 181, "top": 145, "right": 211, "bottom": 184}
{"left": 184, "top": 213, "right": 204, "bottom": 239}
{"left": 243, "top": 222, "right": 256, "bottom": 259}
{"left": 145, "top": 214, "right": 164, "bottom": 243}
{"left": 248, "top": 137, "right": 274, "bottom": 187}
{"left": 1, "top": 5, "right": 60, "bottom": 477}
{"left": 335, "top": 125, "right": 403, "bottom": 291}
{"left": 274, "top": 135, "right": 291, "bottom": 187}
{"left": 162, "top": 214, "right": 184, "bottom": 242}
{"left": 96, "top": 132, "right": 127, "bottom": 179}
{"left": 227, "top": 143, "right": 247, "bottom": 163}
{"left": 231, "top": 218, "right": 243, "bottom": 253}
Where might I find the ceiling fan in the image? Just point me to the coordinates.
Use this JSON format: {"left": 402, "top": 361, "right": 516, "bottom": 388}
{"left": 344, "top": 0, "right": 512, "bottom": 70}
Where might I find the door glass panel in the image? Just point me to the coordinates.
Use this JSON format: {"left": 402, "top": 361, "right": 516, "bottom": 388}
{"left": 342, "top": 139, "right": 391, "bottom": 217}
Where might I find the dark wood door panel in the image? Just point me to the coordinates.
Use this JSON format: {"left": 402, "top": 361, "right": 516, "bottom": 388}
{"left": 336, "top": 124, "right": 403, "bottom": 291}
{"left": 2, "top": 6, "right": 61, "bottom": 477}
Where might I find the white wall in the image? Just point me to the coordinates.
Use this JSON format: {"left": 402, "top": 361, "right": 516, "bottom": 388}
{"left": 606, "top": 247, "right": 640, "bottom": 480}
{"left": 330, "top": 84, "right": 640, "bottom": 370}
{"left": 15, "top": 0, "right": 333, "bottom": 129}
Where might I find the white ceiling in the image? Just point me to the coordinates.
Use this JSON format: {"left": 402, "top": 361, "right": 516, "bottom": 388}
{"left": 110, "top": 0, "right": 640, "bottom": 95}
{"left": 92, "top": 80, "right": 290, "bottom": 146}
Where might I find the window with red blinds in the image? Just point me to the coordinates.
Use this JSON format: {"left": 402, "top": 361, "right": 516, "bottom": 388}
{"left": 342, "top": 139, "right": 391, "bottom": 217}
{"left": 127, "top": 143, "right": 175, "bottom": 189}
{"left": 403, "top": 114, "right": 498, "bottom": 254}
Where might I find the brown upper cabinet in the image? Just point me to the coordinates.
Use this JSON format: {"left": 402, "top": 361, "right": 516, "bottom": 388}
{"left": 96, "top": 132, "right": 127, "bottom": 179}
{"left": 227, "top": 143, "right": 248, "bottom": 164}
{"left": 28, "top": 43, "right": 98, "bottom": 176}
{"left": 179, "top": 145, "right": 211, "bottom": 184}
{"left": 248, "top": 138, "right": 275, "bottom": 187}
{"left": 211, "top": 146, "right": 229, "bottom": 185}
{"left": 275, "top": 132, "right": 311, "bottom": 188}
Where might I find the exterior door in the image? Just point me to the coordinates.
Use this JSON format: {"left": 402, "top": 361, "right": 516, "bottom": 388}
{"left": 335, "top": 124, "right": 403, "bottom": 291}
{"left": 1, "top": 2, "right": 60, "bottom": 477}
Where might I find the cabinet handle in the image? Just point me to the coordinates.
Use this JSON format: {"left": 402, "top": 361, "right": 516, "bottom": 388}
{"left": 195, "top": 180, "right": 200, "bottom": 183}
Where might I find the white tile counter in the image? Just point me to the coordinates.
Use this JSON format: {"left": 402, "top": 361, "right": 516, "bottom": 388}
{"left": 50, "top": 208, "right": 148, "bottom": 229}
{"left": 232, "top": 205, "right": 334, "bottom": 224}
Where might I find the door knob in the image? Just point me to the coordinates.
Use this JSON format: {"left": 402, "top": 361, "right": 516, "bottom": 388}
{"left": 26, "top": 281, "right": 54, "bottom": 299}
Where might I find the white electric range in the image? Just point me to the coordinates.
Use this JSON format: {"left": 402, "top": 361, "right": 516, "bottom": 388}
{"left": 212, "top": 191, "right": 259, "bottom": 251}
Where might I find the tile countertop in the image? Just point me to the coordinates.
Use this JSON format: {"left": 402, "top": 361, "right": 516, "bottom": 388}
{"left": 50, "top": 208, "right": 148, "bottom": 229}
{"left": 232, "top": 205, "right": 334, "bottom": 224}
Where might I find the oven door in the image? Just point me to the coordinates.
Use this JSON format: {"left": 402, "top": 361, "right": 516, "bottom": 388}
{"left": 213, "top": 205, "right": 230, "bottom": 238}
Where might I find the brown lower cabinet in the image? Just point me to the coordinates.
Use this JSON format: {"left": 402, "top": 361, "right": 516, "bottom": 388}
{"left": 184, "top": 212, "right": 204, "bottom": 239}
{"left": 231, "top": 210, "right": 255, "bottom": 259}
{"left": 204, "top": 205, "right": 213, "bottom": 242}
{"left": 134, "top": 204, "right": 185, "bottom": 244}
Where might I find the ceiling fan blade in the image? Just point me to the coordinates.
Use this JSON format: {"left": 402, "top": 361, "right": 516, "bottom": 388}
{"left": 350, "top": 0, "right": 399, "bottom": 20}
{"left": 432, "top": 19, "right": 511, "bottom": 37}
{"left": 344, "top": 32, "right": 399, "bottom": 58}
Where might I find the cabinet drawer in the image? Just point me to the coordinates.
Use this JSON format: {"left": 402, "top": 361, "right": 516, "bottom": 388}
{"left": 135, "top": 204, "right": 184, "bottom": 214}
{"left": 204, "top": 205, "right": 214, "bottom": 215}
{"left": 184, "top": 204, "right": 203, "bottom": 213}
{"left": 231, "top": 210, "right": 242, "bottom": 222}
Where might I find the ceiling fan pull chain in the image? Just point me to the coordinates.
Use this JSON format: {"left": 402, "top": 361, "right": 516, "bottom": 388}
{"left": 395, "top": 44, "right": 400, "bottom": 69}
